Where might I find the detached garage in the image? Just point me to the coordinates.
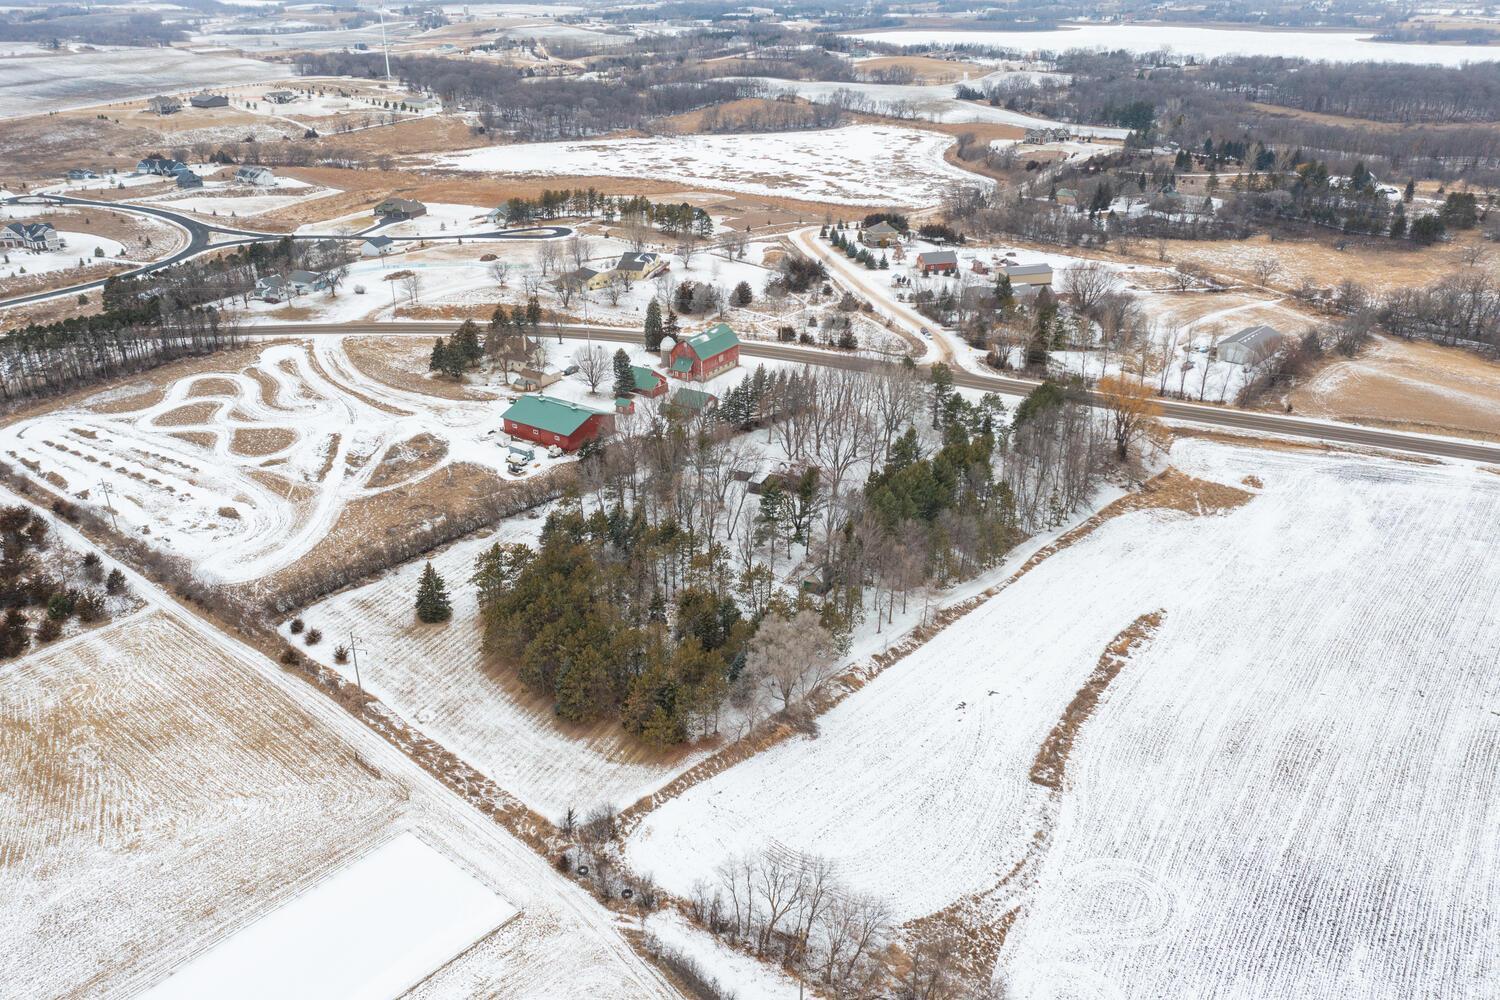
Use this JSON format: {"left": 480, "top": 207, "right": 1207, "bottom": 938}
{"left": 501, "top": 395, "right": 612, "bottom": 452}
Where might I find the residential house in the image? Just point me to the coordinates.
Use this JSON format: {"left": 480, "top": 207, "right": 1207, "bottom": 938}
{"left": 628, "top": 365, "right": 668, "bottom": 398}
{"left": 251, "top": 269, "right": 329, "bottom": 302}
{"left": 915, "top": 250, "right": 958, "bottom": 276}
{"left": 971, "top": 259, "right": 990, "bottom": 275}
{"left": 665, "top": 323, "right": 740, "bottom": 382}
{"left": 1000, "top": 262, "right": 1053, "bottom": 288}
{"left": 264, "top": 90, "right": 298, "bottom": 104}
{"left": 1, "top": 222, "right": 60, "bottom": 252}
{"left": 374, "top": 197, "right": 426, "bottom": 221}
{"left": 190, "top": 93, "right": 229, "bottom": 109}
{"left": 668, "top": 387, "right": 716, "bottom": 417}
{"left": 861, "top": 221, "right": 901, "bottom": 247}
{"left": 235, "top": 165, "right": 275, "bottom": 187}
{"left": 613, "top": 251, "right": 667, "bottom": 282}
{"left": 360, "top": 235, "right": 395, "bottom": 257}
{"left": 137, "top": 155, "right": 184, "bottom": 176}
{"left": 146, "top": 95, "right": 181, "bottom": 115}
{"left": 501, "top": 395, "right": 612, "bottom": 452}
{"left": 406, "top": 95, "right": 442, "bottom": 111}
{"left": 66, "top": 168, "right": 98, "bottom": 181}
{"left": 175, "top": 170, "right": 204, "bottom": 189}
{"left": 1216, "top": 325, "right": 1284, "bottom": 366}
{"left": 553, "top": 266, "right": 609, "bottom": 292}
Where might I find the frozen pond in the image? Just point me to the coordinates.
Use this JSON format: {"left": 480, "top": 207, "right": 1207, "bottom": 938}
{"left": 847, "top": 24, "right": 1500, "bottom": 66}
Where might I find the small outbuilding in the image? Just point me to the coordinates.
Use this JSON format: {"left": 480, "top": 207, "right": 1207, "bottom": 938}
{"left": 361, "top": 235, "right": 395, "bottom": 257}
{"left": 1217, "top": 324, "right": 1285, "bottom": 366}
{"left": 629, "top": 365, "right": 668, "bottom": 398}
{"left": 501, "top": 395, "right": 612, "bottom": 451}
{"left": 1001, "top": 262, "right": 1053, "bottom": 287}
{"left": 915, "top": 250, "right": 958, "bottom": 276}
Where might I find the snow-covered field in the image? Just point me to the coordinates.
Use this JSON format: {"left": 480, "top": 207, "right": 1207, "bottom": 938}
{"left": 627, "top": 437, "right": 1500, "bottom": 998}
{"left": 0, "top": 599, "right": 673, "bottom": 999}
{"left": 0, "top": 47, "right": 284, "bottom": 118}
{"left": 143, "top": 831, "right": 517, "bottom": 1000}
{"left": 434, "top": 125, "right": 987, "bottom": 206}
{"left": 848, "top": 24, "right": 1500, "bottom": 66}
{"left": 0, "top": 338, "right": 520, "bottom": 585}
{"left": 739, "top": 75, "right": 1129, "bottom": 138}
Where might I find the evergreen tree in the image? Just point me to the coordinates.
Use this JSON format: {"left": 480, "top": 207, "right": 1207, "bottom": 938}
{"left": 644, "top": 297, "right": 664, "bottom": 351}
{"left": 451, "top": 319, "right": 482, "bottom": 368}
{"left": 731, "top": 281, "right": 752, "bottom": 307}
{"left": 428, "top": 336, "right": 448, "bottom": 373}
{"left": 995, "top": 273, "right": 1014, "bottom": 311}
{"left": 664, "top": 307, "right": 680, "bottom": 340}
{"left": 415, "top": 562, "right": 452, "bottom": 623}
{"left": 2, "top": 609, "right": 29, "bottom": 658}
{"left": 1403, "top": 177, "right": 1415, "bottom": 203}
{"left": 611, "top": 348, "right": 633, "bottom": 401}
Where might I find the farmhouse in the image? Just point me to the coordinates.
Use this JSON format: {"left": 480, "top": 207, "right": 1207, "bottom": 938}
{"left": 375, "top": 198, "right": 426, "bottom": 221}
{"left": 190, "top": 93, "right": 229, "bottom": 109}
{"left": 501, "top": 395, "right": 612, "bottom": 451}
{"left": 1001, "top": 262, "right": 1054, "bottom": 287}
{"left": 1217, "top": 324, "right": 1285, "bottom": 366}
{"left": 862, "top": 221, "right": 901, "bottom": 247}
{"left": 554, "top": 266, "right": 609, "bottom": 292}
{"left": 235, "top": 165, "right": 275, "bottom": 187}
{"left": 0, "top": 222, "right": 60, "bottom": 251}
{"left": 915, "top": 250, "right": 958, "bottom": 276}
{"left": 264, "top": 90, "right": 298, "bottom": 104}
{"left": 665, "top": 323, "right": 740, "bottom": 382}
{"left": 629, "top": 365, "right": 668, "bottom": 398}
{"left": 361, "top": 235, "right": 395, "bottom": 257}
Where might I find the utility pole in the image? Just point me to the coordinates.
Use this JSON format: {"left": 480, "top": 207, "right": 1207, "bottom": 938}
{"left": 97, "top": 482, "right": 120, "bottom": 532}
{"left": 348, "top": 632, "right": 367, "bottom": 693}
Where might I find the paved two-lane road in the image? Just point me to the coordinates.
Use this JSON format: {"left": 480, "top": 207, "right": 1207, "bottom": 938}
{"left": 253, "top": 321, "right": 1500, "bottom": 465}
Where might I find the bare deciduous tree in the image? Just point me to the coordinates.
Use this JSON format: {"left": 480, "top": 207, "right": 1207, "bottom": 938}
{"left": 748, "top": 609, "right": 837, "bottom": 712}
{"left": 573, "top": 344, "right": 610, "bottom": 393}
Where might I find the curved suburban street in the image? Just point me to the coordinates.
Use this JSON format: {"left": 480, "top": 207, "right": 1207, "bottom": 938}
{"left": 0, "top": 194, "right": 573, "bottom": 309}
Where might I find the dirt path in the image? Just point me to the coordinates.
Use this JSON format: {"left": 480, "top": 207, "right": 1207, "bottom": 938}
{"left": 788, "top": 226, "right": 939, "bottom": 362}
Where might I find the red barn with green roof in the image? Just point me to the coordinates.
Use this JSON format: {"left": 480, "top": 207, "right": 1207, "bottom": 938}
{"left": 667, "top": 323, "right": 740, "bottom": 382}
{"left": 630, "top": 365, "right": 669, "bottom": 398}
{"left": 501, "top": 395, "right": 613, "bottom": 452}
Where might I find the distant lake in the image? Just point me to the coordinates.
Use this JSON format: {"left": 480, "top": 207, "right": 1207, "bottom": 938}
{"left": 848, "top": 24, "right": 1500, "bottom": 66}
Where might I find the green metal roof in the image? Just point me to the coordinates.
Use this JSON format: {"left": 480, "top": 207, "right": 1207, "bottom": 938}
{"left": 683, "top": 323, "right": 739, "bottom": 362}
{"left": 671, "top": 355, "right": 693, "bottom": 372}
{"left": 502, "top": 394, "right": 605, "bottom": 436}
{"left": 630, "top": 365, "right": 663, "bottom": 392}
{"left": 671, "top": 387, "right": 715, "bottom": 411}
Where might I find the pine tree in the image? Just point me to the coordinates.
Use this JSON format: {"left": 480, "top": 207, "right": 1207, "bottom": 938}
{"left": 731, "top": 281, "right": 752, "bottom": 307}
{"left": 428, "top": 336, "right": 448, "bottom": 372}
{"left": 644, "top": 297, "right": 663, "bottom": 351}
{"left": 451, "top": 319, "right": 482, "bottom": 368}
{"left": 664, "top": 307, "right": 680, "bottom": 340}
{"left": 611, "top": 348, "right": 633, "bottom": 401}
{"left": 415, "top": 562, "right": 452, "bottom": 623}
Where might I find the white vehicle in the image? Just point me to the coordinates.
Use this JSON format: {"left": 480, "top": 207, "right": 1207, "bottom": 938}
{"left": 546, "top": 445, "right": 562, "bottom": 458}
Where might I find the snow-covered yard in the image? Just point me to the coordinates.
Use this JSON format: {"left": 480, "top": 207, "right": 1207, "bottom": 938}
{"left": 0, "top": 232, "right": 127, "bottom": 281}
{"left": 433, "top": 125, "right": 988, "bottom": 207}
{"left": 626, "top": 437, "right": 1500, "bottom": 998}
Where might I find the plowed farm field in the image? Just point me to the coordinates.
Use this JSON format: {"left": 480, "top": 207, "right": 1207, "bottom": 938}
{"left": 625, "top": 438, "right": 1500, "bottom": 999}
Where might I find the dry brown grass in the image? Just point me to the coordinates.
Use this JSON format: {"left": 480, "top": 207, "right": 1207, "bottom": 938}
{"left": 1030, "top": 610, "right": 1166, "bottom": 789}
{"left": 186, "top": 377, "right": 239, "bottom": 398}
{"left": 857, "top": 54, "right": 990, "bottom": 83}
{"left": 344, "top": 337, "right": 487, "bottom": 400}
{"left": 230, "top": 427, "right": 297, "bottom": 457}
{"left": 168, "top": 430, "right": 215, "bottom": 449}
{"left": 367, "top": 432, "right": 449, "bottom": 488}
{"left": 154, "top": 402, "right": 219, "bottom": 427}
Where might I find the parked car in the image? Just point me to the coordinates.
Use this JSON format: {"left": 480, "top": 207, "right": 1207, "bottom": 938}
{"left": 562, "top": 364, "right": 580, "bottom": 376}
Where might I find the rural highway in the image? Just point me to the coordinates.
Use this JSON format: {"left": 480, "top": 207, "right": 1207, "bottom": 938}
{"left": 257, "top": 321, "right": 1500, "bottom": 465}
{"left": 0, "top": 194, "right": 573, "bottom": 309}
